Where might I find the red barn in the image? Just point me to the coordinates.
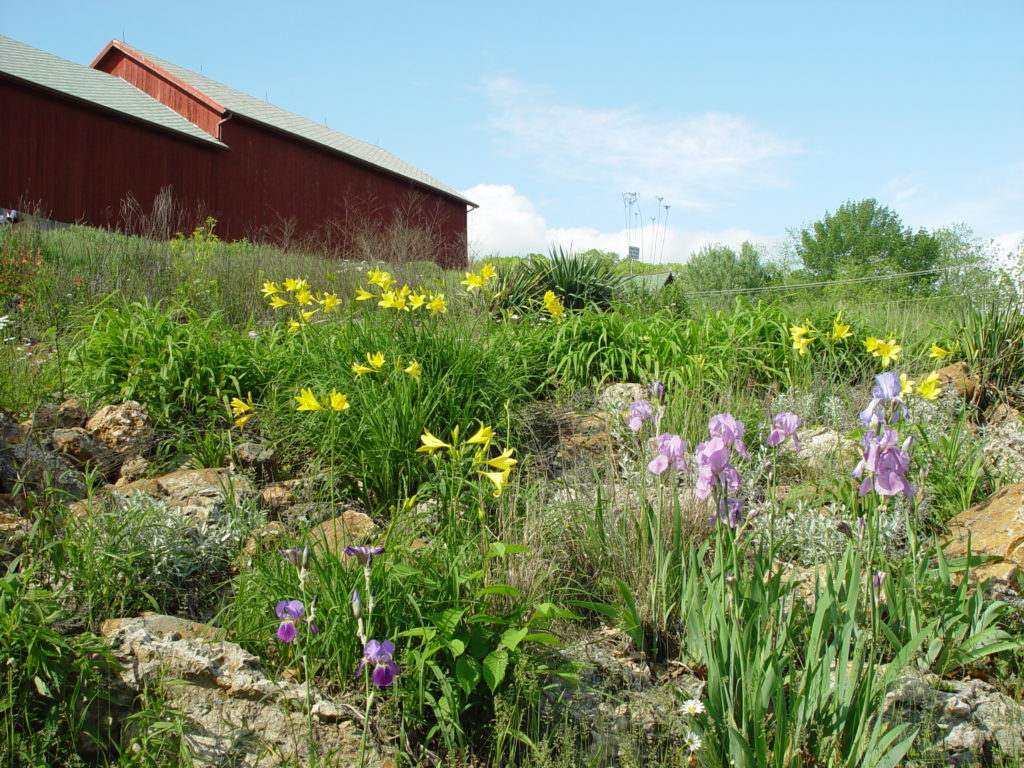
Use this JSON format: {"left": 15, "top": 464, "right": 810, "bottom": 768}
{"left": 0, "top": 36, "right": 474, "bottom": 267}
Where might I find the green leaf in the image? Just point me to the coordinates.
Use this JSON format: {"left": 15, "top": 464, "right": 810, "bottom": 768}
{"left": 475, "top": 584, "right": 524, "bottom": 599}
{"left": 455, "top": 655, "right": 482, "bottom": 694}
{"left": 33, "top": 675, "right": 52, "bottom": 697}
{"left": 522, "top": 632, "right": 561, "bottom": 646}
{"left": 482, "top": 649, "right": 509, "bottom": 693}
{"left": 532, "top": 602, "right": 581, "bottom": 620}
{"left": 447, "top": 638, "right": 466, "bottom": 658}
{"left": 500, "top": 627, "right": 529, "bottom": 651}
{"left": 487, "top": 541, "right": 530, "bottom": 558}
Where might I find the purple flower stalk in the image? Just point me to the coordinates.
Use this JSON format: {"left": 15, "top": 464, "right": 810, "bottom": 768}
{"left": 628, "top": 399, "right": 654, "bottom": 432}
{"left": 852, "top": 426, "right": 916, "bottom": 497}
{"left": 859, "top": 372, "right": 907, "bottom": 427}
{"left": 647, "top": 380, "right": 666, "bottom": 401}
{"left": 708, "top": 413, "right": 750, "bottom": 459}
{"left": 694, "top": 435, "right": 744, "bottom": 527}
{"left": 648, "top": 432, "right": 689, "bottom": 475}
{"left": 275, "top": 599, "right": 318, "bottom": 642}
{"left": 357, "top": 639, "right": 401, "bottom": 687}
{"left": 766, "top": 412, "right": 801, "bottom": 452}
{"left": 343, "top": 546, "right": 385, "bottom": 565}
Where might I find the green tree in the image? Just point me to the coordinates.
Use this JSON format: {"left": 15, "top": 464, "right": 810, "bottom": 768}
{"left": 681, "top": 241, "right": 770, "bottom": 293}
{"left": 796, "top": 199, "right": 940, "bottom": 294}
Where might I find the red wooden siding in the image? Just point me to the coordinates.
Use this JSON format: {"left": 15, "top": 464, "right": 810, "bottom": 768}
{"left": 1, "top": 74, "right": 219, "bottom": 229}
{"left": 2, "top": 42, "right": 469, "bottom": 268}
{"left": 94, "top": 49, "right": 224, "bottom": 138}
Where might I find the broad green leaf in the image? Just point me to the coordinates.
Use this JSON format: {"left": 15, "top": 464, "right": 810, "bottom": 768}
{"left": 482, "top": 648, "right": 509, "bottom": 693}
{"left": 500, "top": 627, "right": 529, "bottom": 651}
{"left": 475, "top": 584, "right": 524, "bottom": 599}
{"left": 455, "top": 655, "right": 482, "bottom": 694}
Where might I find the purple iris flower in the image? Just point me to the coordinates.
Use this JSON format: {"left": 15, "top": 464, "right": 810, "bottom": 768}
{"left": 647, "top": 381, "right": 666, "bottom": 401}
{"left": 708, "top": 413, "right": 749, "bottom": 459}
{"left": 648, "top": 433, "right": 689, "bottom": 474}
{"left": 852, "top": 426, "right": 915, "bottom": 497}
{"left": 872, "top": 571, "right": 887, "bottom": 589}
{"left": 628, "top": 399, "right": 654, "bottom": 432}
{"left": 275, "top": 599, "right": 317, "bottom": 642}
{"left": 859, "top": 372, "right": 907, "bottom": 427}
{"left": 343, "top": 546, "right": 385, "bottom": 565}
{"left": 357, "top": 639, "right": 401, "bottom": 687}
{"left": 694, "top": 438, "right": 739, "bottom": 497}
{"left": 767, "top": 412, "right": 801, "bottom": 452}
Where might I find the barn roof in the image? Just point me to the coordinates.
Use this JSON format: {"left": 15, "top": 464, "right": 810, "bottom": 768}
{"left": 94, "top": 40, "right": 474, "bottom": 207}
{"left": 0, "top": 36, "right": 226, "bottom": 148}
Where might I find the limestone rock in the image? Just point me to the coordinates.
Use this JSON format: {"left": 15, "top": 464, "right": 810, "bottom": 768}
{"left": 116, "top": 455, "right": 150, "bottom": 485}
{"left": 793, "top": 427, "right": 858, "bottom": 469}
{"left": 104, "top": 617, "right": 386, "bottom": 768}
{"left": 311, "top": 510, "right": 377, "bottom": 557}
{"left": 596, "top": 383, "right": 646, "bottom": 413}
{"left": 945, "top": 483, "right": 1024, "bottom": 582}
{"left": 100, "top": 613, "right": 225, "bottom": 642}
{"left": 56, "top": 399, "right": 89, "bottom": 428}
{"left": 260, "top": 483, "right": 295, "bottom": 516}
{"left": 234, "top": 441, "right": 278, "bottom": 482}
{"left": 884, "top": 670, "right": 1024, "bottom": 766}
{"left": 1, "top": 440, "right": 85, "bottom": 498}
{"left": 0, "top": 412, "right": 27, "bottom": 447}
{"left": 238, "top": 521, "right": 288, "bottom": 566}
{"left": 936, "top": 362, "right": 983, "bottom": 404}
{"left": 85, "top": 400, "right": 154, "bottom": 457}
{"left": 556, "top": 413, "right": 614, "bottom": 464}
{"left": 52, "top": 427, "right": 112, "bottom": 471}
{"left": 120, "top": 467, "right": 255, "bottom": 523}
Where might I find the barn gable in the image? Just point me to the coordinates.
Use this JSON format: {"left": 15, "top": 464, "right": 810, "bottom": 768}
{"left": 0, "top": 36, "right": 472, "bottom": 266}
{"left": 91, "top": 40, "right": 472, "bottom": 208}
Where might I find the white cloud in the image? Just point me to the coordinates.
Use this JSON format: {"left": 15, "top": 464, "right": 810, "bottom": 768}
{"left": 465, "top": 184, "right": 778, "bottom": 264}
{"left": 481, "top": 77, "right": 802, "bottom": 210}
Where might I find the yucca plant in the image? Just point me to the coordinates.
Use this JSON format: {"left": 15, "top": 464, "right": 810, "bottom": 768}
{"left": 491, "top": 247, "right": 625, "bottom": 314}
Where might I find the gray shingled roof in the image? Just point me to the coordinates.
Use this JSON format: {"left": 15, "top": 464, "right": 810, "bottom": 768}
{"left": 120, "top": 43, "right": 473, "bottom": 206}
{"left": 0, "top": 36, "right": 225, "bottom": 147}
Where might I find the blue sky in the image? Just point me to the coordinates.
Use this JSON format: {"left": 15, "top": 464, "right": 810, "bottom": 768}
{"left": 7, "top": 1, "right": 1023, "bottom": 263}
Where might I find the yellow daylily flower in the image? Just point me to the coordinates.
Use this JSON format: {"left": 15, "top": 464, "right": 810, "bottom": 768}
{"left": 864, "top": 336, "right": 881, "bottom": 353}
{"left": 295, "top": 388, "right": 324, "bottom": 411}
{"left": 299, "top": 308, "right": 318, "bottom": 323}
{"left": 792, "top": 335, "right": 814, "bottom": 355}
{"left": 287, "top": 318, "right": 304, "bottom": 333}
{"left": 355, "top": 287, "right": 376, "bottom": 301}
{"left": 408, "top": 293, "right": 426, "bottom": 311}
{"left": 900, "top": 373, "right": 915, "bottom": 396}
{"left": 461, "top": 272, "right": 485, "bottom": 292}
{"left": 329, "top": 390, "right": 350, "bottom": 411}
{"left": 351, "top": 362, "right": 375, "bottom": 375}
{"left": 928, "top": 343, "right": 950, "bottom": 359}
{"left": 283, "top": 278, "right": 301, "bottom": 291}
{"left": 295, "top": 288, "right": 314, "bottom": 305}
{"left": 403, "top": 360, "right": 422, "bottom": 379}
{"left": 465, "top": 424, "right": 495, "bottom": 446}
{"left": 399, "top": 284, "right": 413, "bottom": 297}
{"left": 320, "top": 293, "right": 340, "bottom": 312}
{"left": 832, "top": 312, "right": 852, "bottom": 340}
{"left": 261, "top": 281, "right": 282, "bottom": 297}
{"left": 230, "top": 395, "right": 255, "bottom": 428}
{"left": 873, "top": 338, "right": 902, "bottom": 367}
{"left": 416, "top": 429, "right": 452, "bottom": 453}
{"left": 483, "top": 447, "right": 517, "bottom": 472}
{"left": 367, "top": 268, "right": 394, "bottom": 290}
{"left": 480, "top": 264, "right": 497, "bottom": 281}
{"left": 427, "top": 294, "right": 448, "bottom": 314}
{"left": 366, "top": 352, "right": 385, "bottom": 370}
{"left": 378, "top": 290, "right": 408, "bottom": 311}
{"left": 543, "top": 290, "right": 565, "bottom": 320}
{"left": 789, "top": 323, "right": 813, "bottom": 342}
{"left": 917, "top": 371, "right": 943, "bottom": 400}
{"left": 478, "top": 469, "right": 510, "bottom": 497}
{"left": 269, "top": 294, "right": 291, "bottom": 310}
